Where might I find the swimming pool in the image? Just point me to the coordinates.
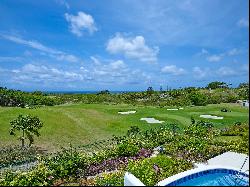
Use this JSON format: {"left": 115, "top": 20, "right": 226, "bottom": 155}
{"left": 166, "top": 169, "right": 249, "bottom": 186}
{"left": 157, "top": 166, "right": 249, "bottom": 186}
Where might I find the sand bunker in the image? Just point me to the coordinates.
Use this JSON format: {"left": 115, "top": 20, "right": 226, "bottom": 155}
{"left": 118, "top": 111, "right": 136, "bottom": 115}
{"left": 167, "top": 108, "right": 179, "bottom": 111}
{"left": 140, "top": 118, "right": 164, "bottom": 124}
{"left": 179, "top": 107, "right": 184, "bottom": 110}
{"left": 200, "top": 114, "right": 224, "bottom": 119}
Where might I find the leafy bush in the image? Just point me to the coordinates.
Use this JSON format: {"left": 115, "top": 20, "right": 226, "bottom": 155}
{"left": 188, "top": 92, "right": 208, "bottom": 106}
{"left": 127, "top": 155, "right": 192, "bottom": 186}
{"left": 220, "top": 123, "right": 248, "bottom": 136}
{"left": 43, "top": 146, "right": 86, "bottom": 179}
{"left": 85, "top": 148, "right": 152, "bottom": 176}
{"left": 95, "top": 171, "right": 124, "bottom": 186}
{"left": 0, "top": 162, "right": 53, "bottom": 186}
{"left": 116, "top": 141, "right": 140, "bottom": 157}
{"left": 0, "top": 146, "right": 43, "bottom": 169}
{"left": 0, "top": 87, "right": 61, "bottom": 107}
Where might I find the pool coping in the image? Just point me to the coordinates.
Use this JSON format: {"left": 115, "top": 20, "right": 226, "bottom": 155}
{"left": 156, "top": 165, "right": 249, "bottom": 186}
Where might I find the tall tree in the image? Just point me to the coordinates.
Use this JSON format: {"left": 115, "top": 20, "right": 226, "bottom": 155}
{"left": 207, "top": 81, "right": 228, "bottom": 89}
{"left": 146, "top": 86, "right": 154, "bottom": 95}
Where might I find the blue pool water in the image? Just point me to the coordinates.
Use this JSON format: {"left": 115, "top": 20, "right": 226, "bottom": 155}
{"left": 166, "top": 169, "right": 249, "bottom": 186}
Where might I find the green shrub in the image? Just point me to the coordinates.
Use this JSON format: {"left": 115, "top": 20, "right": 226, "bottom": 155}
{"left": 127, "top": 155, "right": 192, "bottom": 186}
{"left": 0, "top": 146, "right": 43, "bottom": 169}
{"left": 95, "top": 171, "right": 124, "bottom": 186}
{"left": 188, "top": 92, "right": 208, "bottom": 106}
{"left": 0, "top": 162, "right": 53, "bottom": 186}
{"left": 116, "top": 141, "right": 140, "bottom": 157}
{"left": 44, "top": 146, "right": 86, "bottom": 179}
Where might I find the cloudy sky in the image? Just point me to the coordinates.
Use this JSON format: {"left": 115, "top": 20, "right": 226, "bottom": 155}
{"left": 0, "top": 0, "right": 249, "bottom": 91}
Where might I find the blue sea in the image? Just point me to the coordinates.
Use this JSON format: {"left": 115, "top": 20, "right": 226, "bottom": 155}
{"left": 43, "top": 91, "right": 139, "bottom": 94}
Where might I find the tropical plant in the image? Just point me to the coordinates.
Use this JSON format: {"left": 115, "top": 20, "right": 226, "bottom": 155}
{"left": 9, "top": 115, "right": 43, "bottom": 147}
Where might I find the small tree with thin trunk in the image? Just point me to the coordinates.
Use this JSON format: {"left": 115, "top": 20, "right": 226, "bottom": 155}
{"left": 10, "top": 114, "right": 43, "bottom": 147}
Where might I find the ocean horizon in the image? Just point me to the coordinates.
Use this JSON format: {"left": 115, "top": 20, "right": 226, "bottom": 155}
{"left": 42, "top": 90, "right": 140, "bottom": 94}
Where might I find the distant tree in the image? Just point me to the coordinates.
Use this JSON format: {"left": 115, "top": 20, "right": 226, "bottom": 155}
{"left": 207, "top": 81, "right": 228, "bottom": 89}
{"left": 159, "top": 86, "right": 163, "bottom": 93}
{"left": 32, "top": 91, "right": 44, "bottom": 96}
{"left": 10, "top": 115, "right": 43, "bottom": 147}
{"left": 238, "top": 82, "right": 249, "bottom": 89}
{"left": 146, "top": 86, "right": 154, "bottom": 95}
{"left": 97, "top": 90, "right": 110, "bottom": 95}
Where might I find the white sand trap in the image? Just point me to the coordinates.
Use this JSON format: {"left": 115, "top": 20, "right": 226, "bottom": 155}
{"left": 167, "top": 108, "right": 179, "bottom": 111}
{"left": 140, "top": 117, "right": 164, "bottom": 124}
{"left": 118, "top": 111, "right": 136, "bottom": 115}
{"left": 200, "top": 114, "right": 224, "bottom": 119}
{"left": 179, "top": 107, "right": 184, "bottom": 110}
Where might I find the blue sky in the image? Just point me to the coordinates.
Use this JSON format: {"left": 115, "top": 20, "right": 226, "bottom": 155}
{"left": 0, "top": 0, "right": 249, "bottom": 91}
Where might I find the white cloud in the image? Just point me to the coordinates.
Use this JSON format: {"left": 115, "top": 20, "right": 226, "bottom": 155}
{"left": 54, "top": 54, "right": 78, "bottom": 62}
{"left": 227, "top": 48, "right": 242, "bottom": 56}
{"left": 13, "top": 64, "right": 86, "bottom": 83}
{"left": 90, "top": 56, "right": 101, "bottom": 65}
{"left": 1, "top": 34, "right": 80, "bottom": 63}
{"left": 93, "top": 60, "right": 128, "bottom": 78}
{"left": 109, "top": 60, "right": 126, "bottom": 70}
{"left": 206, "top": 54, "right": 223, "bottom": 62}
{"left": 201, "top": 48, "right": 209, "bottom": 55}
{"left": 161, "top": 65, "right": 185, "bottom": 75}
{"left": 106, "top": 33, "right": 159, "bottom": 63}
{"left": 0, "top": 56, "right": 23, "bottom": 62}
{"left": 216, "top": 66, "right": 237, "bottom": 77}
{"left": 192, "top": 67, "right": 210, "bottom": 79}
{"left": 56, "top": 0, "right": 70, "bottom": 9}
{"left": 65, "top": 11, "right": 97, "bottom": 37}
{"left": 237, "top": 18, "right": 249, "bottom": 28}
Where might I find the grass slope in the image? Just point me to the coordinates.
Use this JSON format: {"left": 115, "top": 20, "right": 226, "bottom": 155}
{"left": 0, "top": 103, "right": 248, "bottom": 152}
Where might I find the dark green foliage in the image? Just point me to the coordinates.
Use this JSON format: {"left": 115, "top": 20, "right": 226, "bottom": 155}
{"left": 188, "top": 92, "right": 208, "bottom": 106}
{"left": 221, "top": 108, "right": 231, "bottom": 112}
{"left": 207, "top": 81, "right": 228, "bottom": 89}
{"left": 146, "top": 86, "right": 154, "bottom": 95}
{"left": 238, "top": 82, "right": 249, "bottom": 89}
{"left": 0, "top": 87, "right": 61, "bottom": 107}
{"left": 127, "top": 126, "right": 141, "bottom": 137}
{"left": 97, "top": 90, "right": 110, "bottom": 95}
{"left": 1, "top": 84, "right": 249, "bottom": 108}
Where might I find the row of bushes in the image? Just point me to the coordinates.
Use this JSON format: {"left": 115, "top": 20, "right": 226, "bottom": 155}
{"left": 0, "top": 86, "right": 248, "bottom": 108}
{"left": 0, "top": 87, "right": 62, "bottom": 107}
{"left": 57, "top": 87, "right": 248, "bottom": 107}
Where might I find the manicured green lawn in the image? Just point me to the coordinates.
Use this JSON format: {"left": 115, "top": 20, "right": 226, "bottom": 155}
{"left": 0, "top": 103, "right": 248, "bottom": 152}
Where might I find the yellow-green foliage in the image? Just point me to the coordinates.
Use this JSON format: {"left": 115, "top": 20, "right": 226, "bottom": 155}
{"left": 127, "top": 155, "right": 192, "bottom": 186}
